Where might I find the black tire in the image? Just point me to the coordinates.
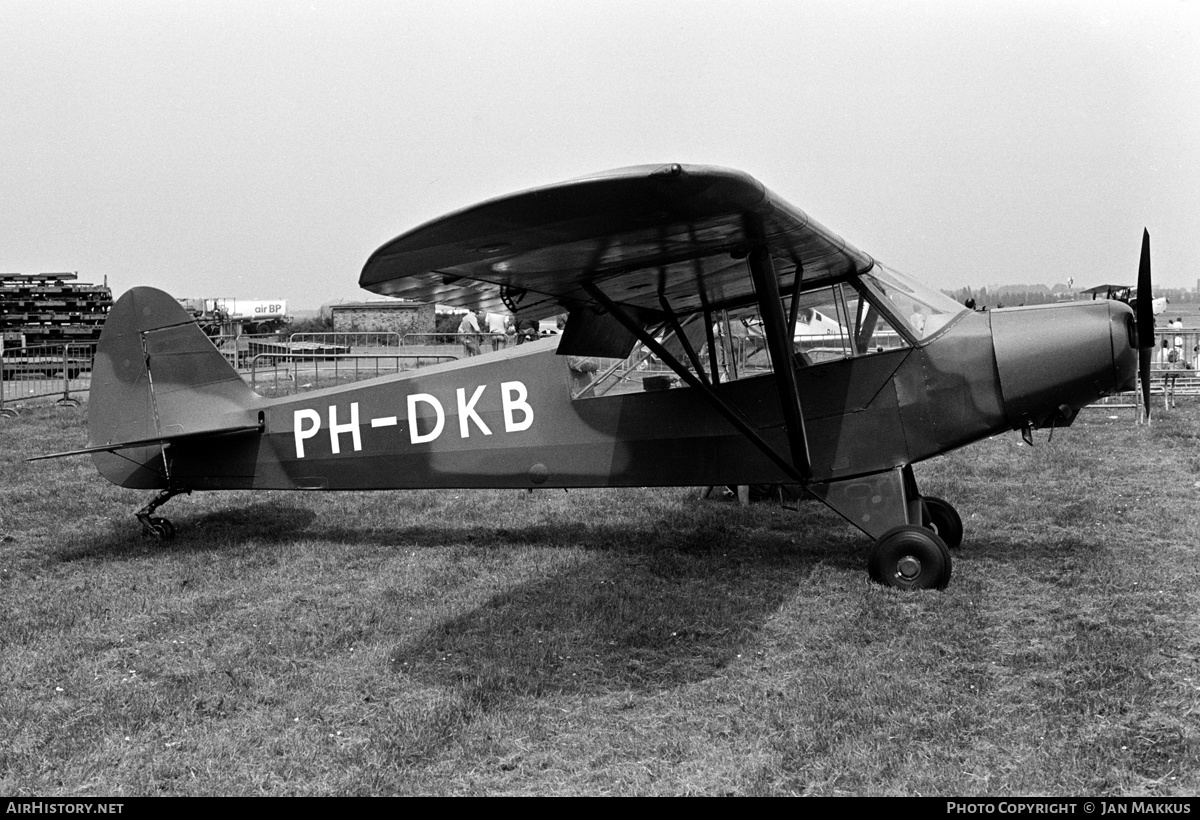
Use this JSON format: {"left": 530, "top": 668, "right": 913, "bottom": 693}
{"left": 868, "top": 525, "right": 952, "bottom": 590}
{"left": 148, "top": 518, "right": 176, "bottom": 541}
{"left": 922, "top": 497, "right": 964, "bottom": 549}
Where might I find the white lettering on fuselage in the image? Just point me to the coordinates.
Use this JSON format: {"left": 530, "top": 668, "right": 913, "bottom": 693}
{"left": 328, "top": 402, "right": 361, "bottom": 454}
{"left": 293, "top": 408, "right": 320, "bottom": 458}
{"left": 501, "top": 381, "right": 534, "bottom": 432}
{"left": 291, "top": 381, "right": 534, "bottom": 459}
{"left": 457, "top": 385, "right": 491, "bottom": 438}
{"left": 407, "top": 394, "right": 444, "bottom": 444}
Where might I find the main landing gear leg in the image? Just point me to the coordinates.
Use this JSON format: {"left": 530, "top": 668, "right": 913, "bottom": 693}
{"left": 135, "top": 487, "right": 190, "bottom": 541}
{"left": 809, "top": 466, "right": 963, "bottom": 590}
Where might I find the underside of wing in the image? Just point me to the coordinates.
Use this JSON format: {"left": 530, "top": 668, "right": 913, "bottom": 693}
{"left": 360, "top": 164, "right": 874, "bottom": 321}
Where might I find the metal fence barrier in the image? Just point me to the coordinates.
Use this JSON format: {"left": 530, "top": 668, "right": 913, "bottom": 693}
{"left": 1088, "top": 369, "right": 1200, "bottom": 416}
{"left": 290, "top": 331, "right": 403, "bottom": 349}
{"left": 401, "top": 331, "right": 515, "bottom": 356}
{"left": 248, "top": 351, "right": 458, "bottom": 396}
{"left": 203, "top": 331, "right": 290, "bottom": 369}
{"left": 1086, "top": 327, "right": 1200, "bottom": 413}
{"left": 1, "top": 342, "right": 97, "bottom": 413}
{"left": 1148, "top": 326, "right": 1199, "bottom": 369}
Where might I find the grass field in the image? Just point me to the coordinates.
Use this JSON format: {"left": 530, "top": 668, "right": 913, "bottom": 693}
{"left": 2, "top": 402, "right": 1199, "bottom": 796}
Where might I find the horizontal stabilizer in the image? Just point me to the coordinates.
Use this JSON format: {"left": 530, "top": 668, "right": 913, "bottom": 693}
{"left": 27, "top": 423, "right": 263, "bottom": 462}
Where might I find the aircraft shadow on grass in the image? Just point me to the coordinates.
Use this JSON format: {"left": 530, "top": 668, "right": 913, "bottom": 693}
{"left": 54, "top": 501, "right": 321, "bottom": 562}
{"left": 58, "top": 491, "right": 863, "bottom": 563}
{"left": 54, "top": 496, "right": 855, "bottom": 687}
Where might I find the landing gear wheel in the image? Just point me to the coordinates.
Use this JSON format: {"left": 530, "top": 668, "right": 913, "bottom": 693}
{"left": 868, "top": 525, "right": 952, "bottom": 590}
{"left": 922, "top": 497, "right": 963, "bottom": 549}
{"left": 133, "top": 486, "right": 189, "bottom": 541}
{"left": 146, "top": 517, "right": 175, "bottom": 541}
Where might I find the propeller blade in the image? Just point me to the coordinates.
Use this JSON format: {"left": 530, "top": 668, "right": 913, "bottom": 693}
{"left": 1137, "top": 228, "right": 1153, "bottom": 344}
{"left": 1137, "top": 229, "right": 1153, "bottom": 420}
{"left": 1140, "top": 346, "right": 1153, "bottom": 419}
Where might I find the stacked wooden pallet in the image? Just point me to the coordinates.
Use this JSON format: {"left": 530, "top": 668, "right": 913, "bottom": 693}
{"left": 1, "top": 273, "right": 112, "bottom": 349}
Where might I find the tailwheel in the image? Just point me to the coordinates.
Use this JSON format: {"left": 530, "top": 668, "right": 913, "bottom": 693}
{"left": 134, "top": 486, "right": 189, "bottom": 541}
{"left": 921, "top": 496, "right": 963, "bottom": 549}
{"left": 868, "top": 525, "right": 952, "bottom": 590}
{"left": 143, "top": 517, "right": 175, "bottom": 541}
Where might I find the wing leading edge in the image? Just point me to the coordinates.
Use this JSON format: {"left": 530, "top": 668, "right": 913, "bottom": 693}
{"left": 359, "top": 164, "right": 874, "bottom": 321}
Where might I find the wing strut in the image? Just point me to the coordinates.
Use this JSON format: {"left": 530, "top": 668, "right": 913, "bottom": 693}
{"left": 699, "top": 290, "right": 721, "bottom": 385}
{"left": 582, "top": 282, "right": 809, "bottom": 485}
{"left": 658, "top": 296, "right": 710, "bottom": 387}
{"left": 690, "top": 226, "right": 723, "bottom": 385}
{"left": 786, "top": 259, "right": 804, "bottom": 339}
{"left": 744, "top": 214, "right": 813, "bottom": 481}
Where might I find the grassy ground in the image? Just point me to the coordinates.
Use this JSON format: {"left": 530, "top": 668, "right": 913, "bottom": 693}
{"left": 1, "top": 403, "right": 1198, "bottom": 796}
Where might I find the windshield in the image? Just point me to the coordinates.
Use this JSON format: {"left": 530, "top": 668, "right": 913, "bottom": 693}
{"left": 860, "top": 263, "right": 968, "bottom": 341}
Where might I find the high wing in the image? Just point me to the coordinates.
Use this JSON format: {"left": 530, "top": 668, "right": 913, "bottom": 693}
{"left": 1080, "top": 284, "right": 1133, "bottom": 296}
{"left": 360, "top": 164, "right": 874, "bottom": 322}
{"left": 362, "top": 163, "right": 873, "bottom": 484}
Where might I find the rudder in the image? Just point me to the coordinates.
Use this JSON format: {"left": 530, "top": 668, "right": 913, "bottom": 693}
{"left": 88, "top": 287, "right": 260, "bottom": 488}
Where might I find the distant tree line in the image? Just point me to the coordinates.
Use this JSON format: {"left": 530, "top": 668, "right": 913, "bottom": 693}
{"left": 287, "top": 313, "right": 334, "bottom": 336}
{"left": 1151, "top": 288, "right": 1197, "bottom": 304}
{"left": 944, "top": 285, "right": 1068, "bottom": 309}
{"left": 944, "top": 285, "right": 1197, "bottom": 309}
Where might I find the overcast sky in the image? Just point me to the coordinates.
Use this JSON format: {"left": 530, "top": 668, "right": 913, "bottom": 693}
{"left": 3, "top": 0, "right": 1197, "bottom": 309}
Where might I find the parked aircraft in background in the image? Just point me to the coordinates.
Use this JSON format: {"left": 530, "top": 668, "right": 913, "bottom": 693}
{"left": 33, "top": 165, "right": 1153, "bottom": 590}
{"left": 1080, "top": 283, "right": 1166, "bottom": 318}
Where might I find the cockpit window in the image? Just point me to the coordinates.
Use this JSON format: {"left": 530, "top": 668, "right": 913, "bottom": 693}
{"left": 572, "top": 283, "right": 918, "bottom": 398}
{"left": 859, "top": 263, "right": 968, "bottom": 342}
{"left": 570, "top": 309, "right": 770, "bottom": 399}
{"left": 568, "top": 262, "right": 966, "bottom": 400}
{"left": 792, "top": 282, "right": 909, "bottom": 363}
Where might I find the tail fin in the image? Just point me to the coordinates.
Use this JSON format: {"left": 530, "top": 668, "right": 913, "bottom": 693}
{"left": 86, "top": 287, "right": 261, "bottom": 487}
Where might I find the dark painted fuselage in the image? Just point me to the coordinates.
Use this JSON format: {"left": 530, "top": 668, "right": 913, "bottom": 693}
{"left": 141, "top": 299, "right": 1135, "bottom": 494}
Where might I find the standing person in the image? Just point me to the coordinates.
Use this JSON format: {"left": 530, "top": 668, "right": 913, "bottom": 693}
{"left": 558, "top": 314, "right": 598, "bottom": 391}
{"left": 515, "top": 315, "right": 540, "bottom": 345}
{"left": 486, "top": 312, "right": 509, "bottom": 352}
{"left": 458, "top": 309, "right": 482, "bottom": 357}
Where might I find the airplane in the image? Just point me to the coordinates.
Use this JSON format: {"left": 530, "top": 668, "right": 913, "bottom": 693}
{"left": 30, "top": 164, "right": 1154, "bottom": 590}
{"left": 1080, "top": 283, "right": 1166, "bottom": 317}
